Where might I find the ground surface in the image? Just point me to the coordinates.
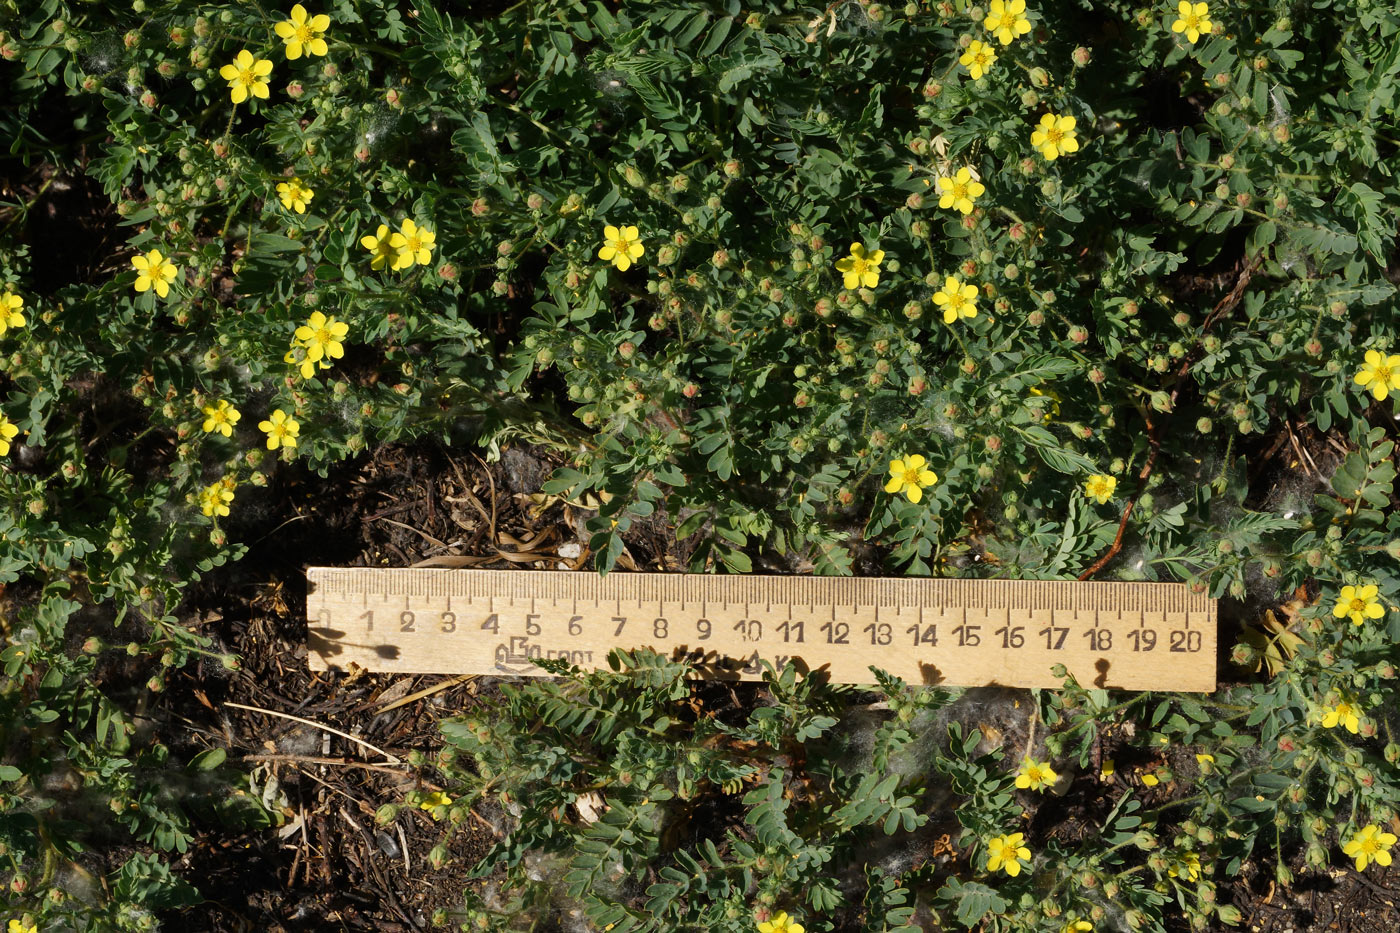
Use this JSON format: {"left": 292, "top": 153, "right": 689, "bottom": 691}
{"left": 111, "top": 434, "right": 1394, "bottom": 932}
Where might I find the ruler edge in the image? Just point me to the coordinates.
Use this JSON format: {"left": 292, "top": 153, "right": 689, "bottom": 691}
{"left": 304, "top": 568, "right": 1217, "bottom": 692}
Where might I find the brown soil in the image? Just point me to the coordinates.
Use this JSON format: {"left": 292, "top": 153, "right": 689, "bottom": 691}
{"left": 137, "top": 433, "right": 1400, "bottom": 932}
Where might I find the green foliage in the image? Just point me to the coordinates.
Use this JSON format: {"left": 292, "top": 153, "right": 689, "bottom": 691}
{"left": 2, "top": 0, "right": 1400, "bottom": 928}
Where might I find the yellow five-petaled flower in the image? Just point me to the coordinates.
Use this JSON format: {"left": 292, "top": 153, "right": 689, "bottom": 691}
{"left": 393, "top": 219, "right": 437, "bottom": 269}
{"left": 201, "top": 399, "right": 242, "bottom": 437}
{"left": 960, "top": 40, "right": 998, "bottom": 80}
{"left": 757, "top": 912, "right": 805, "bottom": 933}
{"left": 986, "top": 832, "right": 1031, "bottom": 876}
{"left": 984, "top": 0, "right": 1032, "bottom": 45}
{"left": 835, "top": 243, "right": 884, "bottom": 290}
{"left": 933, "top": 275, "right": 979, "bottom": 324}
{"left": 1321, "top": 700, "right": 1361, "bottom": 734}
{"left": 219, "top": 50, "right": 273, "bottom": 105}
{"left": 1168, "top": 852, "right": 1201, "bottom": 882}
{"left": 0, "top": 290, "right": 25, "bottom": 338}
{"left": 1084, "top": 474, "right": 1117, "bottom": 504}
{"left": 274, "top": 4, "right": 331, "bottom": 60}
{"left": 598, "top": 224, "right": 645, "bottom": 272}
{"left": 1333, "top": 583, "right": 1386, "bottom": 626}
{"left": 361, "top": 224, "right": 405, "bottom": 271}
{"left": 1031, "top": 113, "right": 1080, "bottom": 161}
{"left": 1171, "top": 2, "right": 1214, "bottom": 44}
{"left": 1354, "top": 349, "right": 1400, "bottom": 401}
{"left": 258, "top": 409, "right": 301, "bottom": 451}
{"left": 937, "top": 167, "right": 986, "bottom": 215}
{"left": 885, "top": 454, "right": 939, "bottom": 503}
{"left": 200, "top": 480, "right": 235, "bottom": 518}
{"left": 295, "top": 311, "right": 349, "bottom": 374}
{"left": 419, "top": 791, "right": 452, "bottom": 820}
{"left": 0, "top": 413, "right": 19, "bottom": 457}
{"left": 131, "top": 249, "right": 179, "bottom": 299}
{"left": 276, "top": 177, "right": 314, "bottom": 214}
{"left": 1343, "top": 824, "right": 1397, "bottom": 872}
{"left": 1015, "top": 758, "right": 1058, "bottom": 792}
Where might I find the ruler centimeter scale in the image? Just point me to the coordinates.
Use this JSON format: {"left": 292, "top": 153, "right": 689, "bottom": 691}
{"left": 305, "top": 568, "right": 1216, "bottom": 691}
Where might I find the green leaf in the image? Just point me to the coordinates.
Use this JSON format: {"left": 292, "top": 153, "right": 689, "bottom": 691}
{"left": 937, "top": 878, "right": 1009, "bottom": 928}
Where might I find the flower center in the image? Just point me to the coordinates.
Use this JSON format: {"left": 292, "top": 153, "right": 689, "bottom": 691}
{"left": 296, "top": 23, "right": 315, "bottom": 42}
{"left": 1044, "top": 127, "right": 1064, "bottom": 145}
{"left": 313, "top": 327, "right": 332, "bottom": 344}
{"left": 952, "top": 181, "right": 969, "bottom": 198}
{"left": 945, "top": 292, "right": 966, "bottom": 311}
{"left": 1351, "top": 598, "right": 1367, "bottom": 613}
{"left": 1183, "top": 13, "right": 1202, "bottom": 30}
{"left": 902, "top": 467, "right": 922, "bottom": 485}
{"left": 239, "top": 68, "right": 257, "bottom": 85}
{"left": 1361, "top": 837, "right": 1382, "bottom": 854}
{"left": 1377, "top": 364, "right": 1393, "bottom": 381}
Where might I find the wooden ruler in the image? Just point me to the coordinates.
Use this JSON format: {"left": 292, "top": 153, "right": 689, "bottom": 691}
{"left": 304, "top": 569, "right": 1216, "bottom": 691}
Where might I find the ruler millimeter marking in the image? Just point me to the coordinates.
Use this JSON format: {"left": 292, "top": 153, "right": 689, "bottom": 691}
{"left": 305, "top": 569, "right": 1216, "bottom": 691}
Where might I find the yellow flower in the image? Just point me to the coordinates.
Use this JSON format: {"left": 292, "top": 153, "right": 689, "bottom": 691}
{"left": 393, "top": 219, "right": 437, "bottom": 269}
{"left": 1028, "top": 384, "right": 1060, "bottom": 421}
{"left": 1171, "top": 2, "right": 1214, "bottom": 44}
{"left": 361, "top": 224, "right": 406, "bottom": 271}
{"left": 985, "top": 832, "right": 1031, "bottom": 877}
{"left": 598, "top": 224, "right": 645, "bottom": 271}
{"left": 274, "top": 4, "right": 331, "bottom": 60}
{"left": 1195, "top": 753, "right": 1216, "bottom": 772}
{"left": 757, "top": 912, "right": 805, "bottom": 933}
{"left": 1168, "top": 852, "right": 1201, "bottom": 882}
{"left": 834, "top": 242, "right": 885, "bottom": 290}
{"left": 258, "top": 408, "right": 301, "bottom": 451}
{"left": 936, "top": 167, "right": 986, "bottom": 215}
{"left": 884, "top": 454, "right": 939, "bottom": 504}
{"left": 131, "top": 249, "right": 179, "bottom": 299}
{"left": 0, "top": 413, "right": 19, "bottom": 457}
{"left": 932, "top": 275, "right": 979, "bottom": 324}
{"left": 1140, "top": 771, "right": 1161, "bottom": 787}
{"left": 1354, "top": 349, "right": 1400, "bottom": 401}
{"left": 201, "top": 400, "right": 242, "bottom": 437}
{"left": 295, "top": 311, "right": 349, "bottom": 365}
{"left": 1083, "top": 474, "right": 1117, "bottom": 504}
{"left": 276, "top": 177, "right": 314, "bottom": 214}
{"left": 218, "top": 49, "right": 273, "bottom": 105}
{"left": 960, "top": 39, "right": 998, "bottom": 80}
{"left": 199, "top": 480, "right": 235, "bottom": 518}
{"left": 984, "top": 0, "right": 1032, "bottom": 44}
{"left": 8, "top": 920, "right": 37, "bottom": 933}
{"left": 1321, "top": 700, "right": 1361, "bottom": 734}
{"left": 0, "top": 290, "right": 25, "bottom": 337}
{"left": 1030, "top": 113, "right": 1080, "bottom": 161}
{"left": 1333, "top": 583, "right": 1386, "bottom": 626}
{"left": 1015, "top": 758, "right": 1058, "bottom": 792}
{"left": 1062, "top": 921, "right": 1093, "bottom": 933}
{"left": 419, "top": 791, "right": 452, "bottom": 819}
{"left": 1343, "top": 824, "right": 1397, "bottom": 871}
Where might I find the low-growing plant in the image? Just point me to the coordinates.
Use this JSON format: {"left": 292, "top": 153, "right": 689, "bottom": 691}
{"left": 1, "top": 0, "right": 1399, "bottom": 929}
